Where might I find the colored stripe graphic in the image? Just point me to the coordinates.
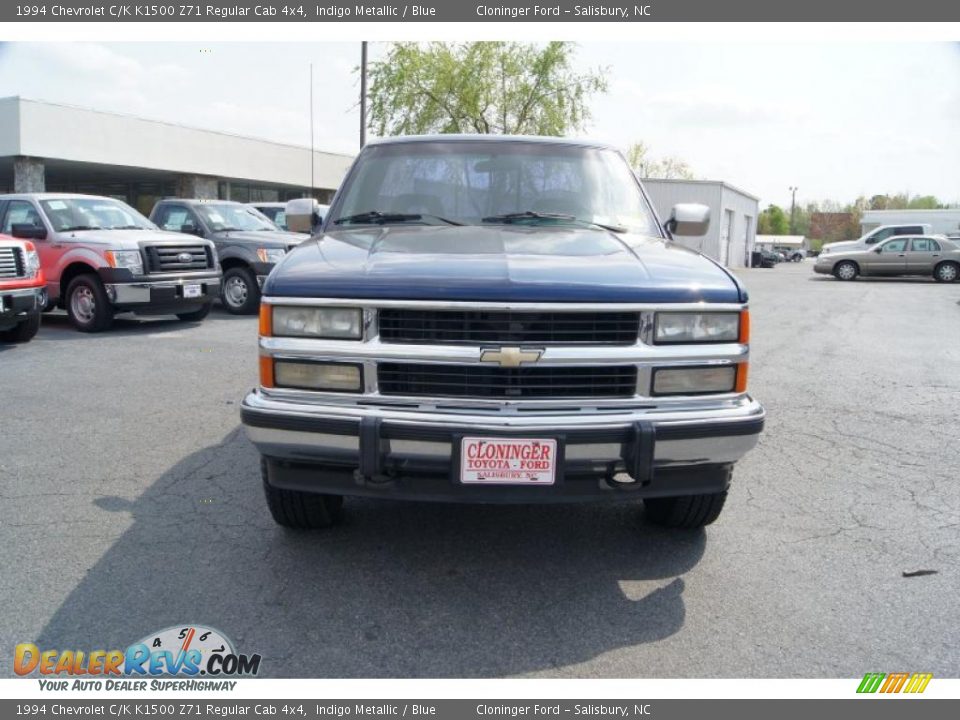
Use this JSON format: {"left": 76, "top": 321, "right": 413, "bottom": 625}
{"left": 904, "top": 673, "right": 933, "bottom": 693}
{"left": 857, "top": 673, "right": 885, "bottom": 693}
{"left": 857, "top": 672, "right": 932, "bottom": 694}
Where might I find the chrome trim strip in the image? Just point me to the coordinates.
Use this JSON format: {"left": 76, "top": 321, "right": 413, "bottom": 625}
{"left": 261, "top": 336, "right": 748, "bottom": 365}
{"left": 258, "top": 386, "right": 751, "bottom": 412}
{"left": 263, "top": 296, "right": 747, "bottom": 312}
{"left": 243, "top": 390, "right": 764, "bottom": 431}
{"left": 0, "top": 286, "right": 44, "bottom": 298}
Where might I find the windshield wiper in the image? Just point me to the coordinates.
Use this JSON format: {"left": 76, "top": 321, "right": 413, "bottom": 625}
{"left": 334, "top": 211, "right": 463, "bottom": 226}
{"left": 482, "top": 211, "right": 627, "bottom": 233}
{"left": 60, "top": 225, "right": 103, "bottom": 231}
{"left": 110, "top": 225, "right": 147, "bottom": 230}
{"left": 482, "top": 211, "right": 576, "bottom": 223}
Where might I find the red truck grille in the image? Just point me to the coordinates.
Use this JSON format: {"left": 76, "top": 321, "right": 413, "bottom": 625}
{"left": 0, "top": 247, "right": 24, "bottom": 279}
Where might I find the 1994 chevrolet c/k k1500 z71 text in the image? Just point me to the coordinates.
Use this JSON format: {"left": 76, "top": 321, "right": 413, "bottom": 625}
{"left": 240, "top": 135, "right": 765, "bottom": 531}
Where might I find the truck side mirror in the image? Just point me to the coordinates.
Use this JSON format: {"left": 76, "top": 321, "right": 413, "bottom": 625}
{"left": 285, "top": 198, "right": 320, "bottom": 234}
{"left": 11, "top": 223, "right": 47, "bottom": 240}
{"left": 181, "top": 222, "right": 202, "bottom": 236}
{"left": 665, "top": 203, "right": 710, "bottom": 237}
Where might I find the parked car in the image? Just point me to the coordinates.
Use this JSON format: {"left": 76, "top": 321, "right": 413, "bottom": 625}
{"left": 0, "top": 194, "right": 221, "bottom": 332}
{"left": 0, "top": 235, "right": 45, "bottom": 342}
{"left": 814, "top": 235, "right": 960, "bottom": 282}
{"left": 150, "top": 199, "right": 308, "bottom": 314}
{"left": 820, "top": 223, "right": 932, "bottom": 255}
{"left": 751, "top": 248, "right": 779, "bottom": 268}
{"left": 241, "top": 135, "right": 765, "bottom": 531}
{"left": 786, "top": 249, "right": 806, "bottom": 262}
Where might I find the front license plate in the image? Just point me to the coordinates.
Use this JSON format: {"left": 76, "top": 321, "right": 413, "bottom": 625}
{"left": 460, "top": 437, "right": 557, "bottom": 485}
{"left": 183, "top": 284, "right": 202, "bottom": 298}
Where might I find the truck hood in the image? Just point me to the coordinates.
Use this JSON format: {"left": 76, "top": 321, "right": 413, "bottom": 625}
{"left": 209, "top": 229, "right": 309, "bottom": 247}
{"left": 264, "top": 225, "right": 743, "bottom": 303}
{"left": 57, "top": 228, "right": 212, "bottom": 250}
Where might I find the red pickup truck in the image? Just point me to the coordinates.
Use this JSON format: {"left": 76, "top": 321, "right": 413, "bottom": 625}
{"left": 0, "top": 235, "right": 45, "bottom": 343}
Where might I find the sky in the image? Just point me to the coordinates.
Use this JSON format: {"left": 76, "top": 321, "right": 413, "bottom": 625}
{"left": 0, "top": 41, "right": 957, "bottom": 208}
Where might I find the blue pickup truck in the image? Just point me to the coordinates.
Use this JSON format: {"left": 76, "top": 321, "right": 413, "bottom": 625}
{"left": 241, "top": 135, "right": 765, "bottom": 530}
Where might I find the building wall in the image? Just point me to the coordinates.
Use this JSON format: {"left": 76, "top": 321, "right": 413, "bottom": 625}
{"left": 641, "top": 179, "right": 758, "bottom": 269}
{"left": 1, "top": 97, "right": 354, "bottom": 192}
{"left": 720, "top": 185, "right": 759, "bottom": 268}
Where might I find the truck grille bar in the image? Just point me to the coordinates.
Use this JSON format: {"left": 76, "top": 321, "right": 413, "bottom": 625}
{"left": 0, "top": 247, "right": 24, "bottom": 279}
{"left": 378, "top": 309, "right": 640, "bottom": 345}
{"left": 144, "top": 244, "right": 213, "bottom": 273}
{"left": 378, "top": 363, "right": 638, "bottom": 399}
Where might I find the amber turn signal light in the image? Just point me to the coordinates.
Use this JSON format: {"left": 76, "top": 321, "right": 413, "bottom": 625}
{"left": 259, "top": 304, "right": 272, "bottom": 337}
{"left": 735, "top": 362, "right": 749, "bottom": 393}
{"left": 739, "top": 309, "right": 750, "bottom": 344}
{"left": 259, "top": 355, "right": 275, "bottom": 389}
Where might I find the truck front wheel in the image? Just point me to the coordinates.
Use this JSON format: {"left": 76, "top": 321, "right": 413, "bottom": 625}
{"left": 261, "top": 458, "right": 343, "bottom": 529}
{"left": 0, "top": 313, "right": 41, "bottom": 343}
{"left": 221, "top": 266, "right": 260, "bottom": 315}
{"left": 66, "top": 275, "right": 114, "bottom": 332}
{"left": 644, "top": 490, "right": 728, "bottom": 529}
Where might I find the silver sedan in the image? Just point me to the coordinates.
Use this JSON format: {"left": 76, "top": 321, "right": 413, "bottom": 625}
{"left": 814, "top": 235, "right": 960, "bottom": 282}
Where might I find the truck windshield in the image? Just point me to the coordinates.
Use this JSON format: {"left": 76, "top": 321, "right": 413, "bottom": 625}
{"left": 40, "top": 198, "right": 155, "bottom": 232}
{"left": 196, "top": 203, "right": 277, "bottom": 232}
{"left": 331, "top": 141, "right": 659, "bottom": 235}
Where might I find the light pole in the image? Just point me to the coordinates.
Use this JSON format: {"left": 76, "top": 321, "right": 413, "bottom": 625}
{"left": 789, "top": 186, "right": 798, "bottom": 234}
{"left": 360, "top": 41, "right": 368, "bottom": 148}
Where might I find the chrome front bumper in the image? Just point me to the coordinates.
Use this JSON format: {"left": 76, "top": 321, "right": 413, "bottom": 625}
{"left": 242, "top": 390, "right": 765, "bottom": 501}
{"left": 105, "top": 278, "right": 221, "bottom": 305}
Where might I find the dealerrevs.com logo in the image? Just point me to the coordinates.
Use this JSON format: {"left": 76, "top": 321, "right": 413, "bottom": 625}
{"left": 15, "top": 625, "right": 261, "bottom": 690}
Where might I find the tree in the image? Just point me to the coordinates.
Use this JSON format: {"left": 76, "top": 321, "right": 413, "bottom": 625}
{"left": 757, "top": 204, "right": 789, "bottom": 235}
{"left": 366, "top": 42, "right": 608, "bottom": 137}
{"left": 625, "top": 141, "right": 695, "bottom": 179}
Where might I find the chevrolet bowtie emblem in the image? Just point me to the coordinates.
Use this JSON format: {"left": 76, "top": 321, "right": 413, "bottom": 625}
{"left": 479, "top": 347, "right": 544, "bottom": 368}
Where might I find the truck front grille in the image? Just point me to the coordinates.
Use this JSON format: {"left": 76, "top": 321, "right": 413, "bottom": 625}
{"left": 0, "top": 247, "right": 24, "bottom": 279}
{"left": 378, "top": 309, "right": 640, "bottom": 345}
{"left": 378, "top": 363, "right": 637, "bottom": 399}
{"left": 144, "top": 244, "right": 213, "bottom": 273}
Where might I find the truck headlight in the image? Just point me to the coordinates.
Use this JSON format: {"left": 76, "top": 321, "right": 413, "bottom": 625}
{"left": 274, "top": 360, "right": 363, "bottom": 392}
{"left": 272, "top": 306, "right": 363, "bottom": 339}
{"left": 654, "top": 312, "right": 741, "bottom": 344}
{"left": 24, "top": 244, "right": 41, "bottom": 278}
{"left": 256, "top": 248, "right": 286, "bottom": 263}
{"left": 105, "top": 250, "right": 144, "bottom": 276}
{"left": 652, "top": 366, "right": 738, "bottom": 396}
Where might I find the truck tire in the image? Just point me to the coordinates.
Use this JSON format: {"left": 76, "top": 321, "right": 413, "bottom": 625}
{"left": 177, "top": 303, "right": 213, "bottom": 322}
{"left": 66, "top": 274, "right": 114, "bottom": 332}
{"left": 221, "top": 266, "right": 260, "bottom": 315}
{"left": 261, "top": 457, "right": 343, "bottom": 529}
{"left": 644, "top": 491, "right": 727, "bottom": 529}
{"left": 0, "top": 313, "right": 41, "bottom": 343}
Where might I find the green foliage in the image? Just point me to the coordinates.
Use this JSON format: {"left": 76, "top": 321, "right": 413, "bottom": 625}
{"left": 626, "top": 141, "right": 695, "bottom": 180}
{"left": 758, "top": 204, "right": 789, "bottom": 235}
{"left": 366, "top": 42, "right": 608, "bottom": 137}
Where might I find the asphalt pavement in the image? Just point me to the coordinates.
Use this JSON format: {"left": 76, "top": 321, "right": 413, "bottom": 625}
{"left": 1, "top": 261, "right": 958, "bottom": 678}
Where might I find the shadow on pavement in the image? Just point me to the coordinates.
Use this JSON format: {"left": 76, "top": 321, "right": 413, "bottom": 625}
{"left": 36, "top": 428, "right": 706, "bottom": 678}
{"left": 35, "top": 308, "right": 254, "bottom": 339}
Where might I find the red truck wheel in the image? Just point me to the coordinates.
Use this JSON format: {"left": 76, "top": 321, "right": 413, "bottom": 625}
{"left": 66, "top": 275, "right": 114, "bottom": 333}
{"left": 0, "top": 313, "right": 40, "bottom": 343}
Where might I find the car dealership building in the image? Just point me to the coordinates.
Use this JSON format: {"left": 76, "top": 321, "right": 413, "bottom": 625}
{"left": 0, "top": 96, "right": 354, "bottom": 216}
{"left": 642, "top": 178, "right": 759, "bottom": 269}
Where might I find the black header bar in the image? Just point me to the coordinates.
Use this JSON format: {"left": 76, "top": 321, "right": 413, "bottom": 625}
{"left": 3, "top": 0, "right": 959, "bottom": 22}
